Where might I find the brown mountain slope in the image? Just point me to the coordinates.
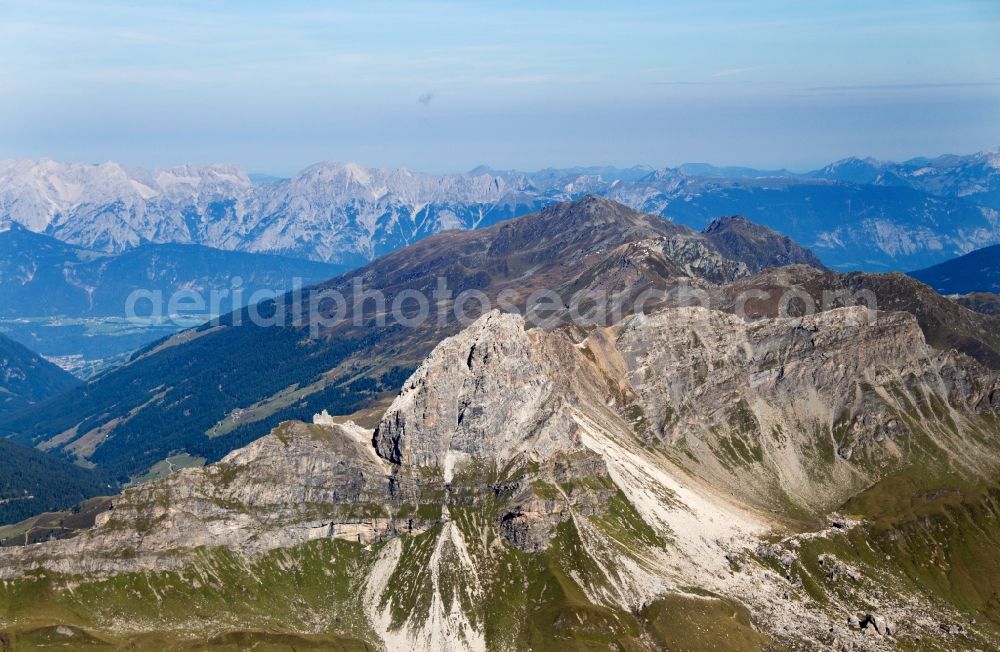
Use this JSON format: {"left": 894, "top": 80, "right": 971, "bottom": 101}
{"left": 954, "top": 291, "right": 1000, "bottom": 317}
{"left": 0, "top": 197, "right": 822, "bottom": 489}
{"left": 712, "top": 266, "right": 1000, "bottom": 369}
{"left": 702, "top": 214, "right": 826, "bottom": 272}
{"left": 3, "top": 304, "right": 1000, "bottom": 649}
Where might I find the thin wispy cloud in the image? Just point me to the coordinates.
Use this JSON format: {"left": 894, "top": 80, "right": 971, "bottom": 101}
{"left": 652, "top": 80, "right": 717, "bottom": 86}
{"left": 805, "top": 81, "right": 1000, "bottom": 92}
{"left": 2, "top": 0, "right": 998, "bottom": 172}
{"left": 712, "top": 67, "right": 760, "bottom": 78}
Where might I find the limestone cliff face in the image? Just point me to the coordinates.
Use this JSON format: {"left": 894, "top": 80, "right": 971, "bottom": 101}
{"left": 610, "top": 306, "right": 1000, "bottom": 513}
{"left": 375, "top": 306, "right": 1000, "bottom": 516}
{"left": 364, "top": 306, "right": 1000, "bottom": 650}
{"left": 0, "top": 421, "right": 429, "bottom": 578}
{"left": 373, "top": 311, "right": 577, "bottom": 468}
{"left": 3, "top": 306, "right": 1000, "bottom": 651}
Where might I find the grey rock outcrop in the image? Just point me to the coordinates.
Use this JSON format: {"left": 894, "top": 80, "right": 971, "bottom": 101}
{"left": 373, "top": 310, "right": 578, "bottom": 468}
{"left": 0, "top": 421, "right": 430, "bottom": 578}
{"left": 2, "top": 302, "right": 998, "bottom": 651}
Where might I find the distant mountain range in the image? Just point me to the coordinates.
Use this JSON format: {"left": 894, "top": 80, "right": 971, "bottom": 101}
{"left": 0, "top": 197, "right": 826, "bottom": 488}
{"left": 3, "top": 198, "right": 1000, "bottom": 649}
{"left": 0, "top": 224, "right": 346, "bottom": 375}
{"left": 2, "top": 149, "right": 999, "bottom": 271}
{"left": 811, "top": 151, "right": 1000, "bottom": 199}
{"left": 4, "top": 196, "right": 998, "bottom": 504}
{"left": 0, "top": 223, "right": 345, "bottom": 319}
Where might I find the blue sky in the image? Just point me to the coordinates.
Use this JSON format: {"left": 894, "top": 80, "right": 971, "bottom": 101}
{"left": 1, "top": 0, "right": 998, "bottom": 174}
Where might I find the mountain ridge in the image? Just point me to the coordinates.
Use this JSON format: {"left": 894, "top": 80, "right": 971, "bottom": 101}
{"left": 3, "top": 150, "right": 1000, "bottom": 270}
{"left": 0, "top": 222, "right": 346, "bottom": 319}
{"left": 1, "top": 198, "right": 1000, "bottom": 649}
{"left": 4, "top": 196, "right": 1000, "bottom": 537}
{"left": 909, "top": 243, "right": 1000, "bottom": 294}
{"left": 0, "top": 437, "right": 110, "bottom": 526}
{"left": 701, "top": 214, "right": 826, "bottom": 272}
{"left": 0, "top": 332, "right": 79, "bottom": 415}
{"left": 2, "top": 300, "right": 999, "bottom": 648}
{"left": 0, "top": 197, "right": 823, "bottom": 495}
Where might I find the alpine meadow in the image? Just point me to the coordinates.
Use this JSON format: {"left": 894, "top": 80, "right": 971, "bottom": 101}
{"left": 1, "top": 2, "right": 1000, "bottom": 651}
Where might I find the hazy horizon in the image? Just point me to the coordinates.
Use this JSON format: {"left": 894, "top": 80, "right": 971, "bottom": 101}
{"left": 3, "top": 0, "right": 999, "bottom": 175}
{"left": 5, "top": 145, "right": 1000, "bottom": 180}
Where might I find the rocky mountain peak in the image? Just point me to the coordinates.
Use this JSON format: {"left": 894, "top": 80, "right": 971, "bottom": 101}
{"left": 3, "top": 152, "right": 1000, "bottom": 268}
{"left": 507, "top": 195, "right": 687, "bottom": 249}
{"left": 703, "top": 214, "right": 751, "bottom": 231}
{"left": 3, "top": 294, "right": 1000, "bottom": 648}
{"left": 701, "top": 214, "right": 826, "bottom": 272}
{"left": 373, "top": 310, "right": 576, "bottom": 470}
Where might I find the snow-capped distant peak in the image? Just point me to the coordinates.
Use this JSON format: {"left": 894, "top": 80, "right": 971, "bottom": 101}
{"left": 1, "top": 150, "right": 998, "bottom": 268}
{"left": 985, "top": 148, "right": 1000, "bottom": 170}
{"left": 341, "top": 162, "right": 372, "bottom": 185}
